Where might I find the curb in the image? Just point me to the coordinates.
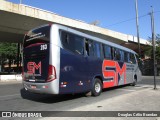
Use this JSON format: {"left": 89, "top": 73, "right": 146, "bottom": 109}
{"left": 0, "top": 74, "right": 22, "bottom": 82}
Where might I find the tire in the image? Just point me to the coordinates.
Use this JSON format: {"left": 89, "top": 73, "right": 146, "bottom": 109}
{"left": 91, "top": 78, "right": 102, "bottom": 96}
{"left": 131, "top": 78, "right": 137, "bottom": 86}
{"left": 20, "top": 88, "right": 27, "bottom": 99}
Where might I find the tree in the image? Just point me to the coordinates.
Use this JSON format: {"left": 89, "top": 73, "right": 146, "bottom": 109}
{"left": 0, "top": 42, "right": 17, "bottom": 73}
{"left": 144, "top": 34, "right": 160, "bottom": 75}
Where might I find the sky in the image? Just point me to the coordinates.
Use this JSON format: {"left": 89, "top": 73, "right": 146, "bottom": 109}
{"left": 8, "top": 0, "right": 160, "bottom": 40}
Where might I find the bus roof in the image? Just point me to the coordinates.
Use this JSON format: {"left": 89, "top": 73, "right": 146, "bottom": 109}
{"left": 30, "top": 24, "right": 137, "bottom": 54}
{"left": 54, "top": 24, "right": 137, "bottom": 54}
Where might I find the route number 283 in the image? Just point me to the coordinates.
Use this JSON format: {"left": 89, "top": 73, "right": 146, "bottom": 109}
{"left": 40, "top": 44, "right": 47, "bottom": 50}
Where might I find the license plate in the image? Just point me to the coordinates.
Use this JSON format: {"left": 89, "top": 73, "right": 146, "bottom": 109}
{"left": 31, "top": 85, "right": 37, "bottom": 89}
{"left": 29, "top": 79, "right": 35, "bottom": 82}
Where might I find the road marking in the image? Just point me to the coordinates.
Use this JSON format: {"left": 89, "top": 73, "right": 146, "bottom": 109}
{"left": 0, "top": 94, "right": 20, "bottom": 98}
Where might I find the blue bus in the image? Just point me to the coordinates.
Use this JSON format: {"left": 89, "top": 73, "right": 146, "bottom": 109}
{"left": 22, "top": 24, "right": 142, "bottom": 96}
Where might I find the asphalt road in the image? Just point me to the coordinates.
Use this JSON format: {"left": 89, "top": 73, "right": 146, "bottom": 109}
{"left": 0, "top": 76, "right": 160, "bottom": 119}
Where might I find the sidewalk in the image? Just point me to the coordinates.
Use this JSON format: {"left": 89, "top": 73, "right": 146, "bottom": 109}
{"left": 38, "top": 85, "right": 160, "bottom": 120}
{"left": 0, "top": 74, "right": 22, "bottom": 82}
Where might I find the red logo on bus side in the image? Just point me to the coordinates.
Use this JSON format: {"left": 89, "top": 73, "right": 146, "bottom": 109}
{"left": 27, "top": 61, "right": 41, "bottom": 75}
{"left": 102, "top": 60, "right": 126, "bottom": 88}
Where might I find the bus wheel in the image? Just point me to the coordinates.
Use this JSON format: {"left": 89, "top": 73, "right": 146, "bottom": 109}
{"left": 20, "top": 88, "right": 27, "bottom": 99}
{"left": 91, "top": 78, "right": 102, "bottom": 96}
{"left": 131, "top": 77, "right": 137, "bottom": 86}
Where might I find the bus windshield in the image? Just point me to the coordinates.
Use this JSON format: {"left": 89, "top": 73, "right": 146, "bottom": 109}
{"left": 23, "top": 25, "right": 51, "bottom": 48}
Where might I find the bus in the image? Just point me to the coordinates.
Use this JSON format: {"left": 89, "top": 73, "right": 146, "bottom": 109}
{"left": 22, "top": 24, "right": 142, "bottom": 96}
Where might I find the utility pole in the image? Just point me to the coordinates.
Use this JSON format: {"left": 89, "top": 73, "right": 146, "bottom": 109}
{"left": 135, "top": 0, "right": 141, "bottom": 57}
{"left": 20, "top": 0, "right": 22, "bottom": 4}
{"left": 150, "top": 6, "right": 157, "bottom": 90}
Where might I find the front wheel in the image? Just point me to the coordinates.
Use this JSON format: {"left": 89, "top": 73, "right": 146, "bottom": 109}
{"left": 131, "top": 78, "right": 137, "bottom": 86}
{"left": 91, "top": 78, "right": 102, "bottom": 96}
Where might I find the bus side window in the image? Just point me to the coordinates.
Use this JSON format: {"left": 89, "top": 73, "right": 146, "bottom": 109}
{"left": 61, "top": 31, "right": 84, "bottom": 55}
{"left": 65, "top": 34, "right": 69, "bottom": 44}
{"left": 94, "top": 42, "right": 102, "bottom": 58}
{"left": 130, "top": 53, "right": 136, "bottom": 64}
{"left": 115, "top": 48, "right": 121, "bottom": 61}
{"left": 74, "top": 35, "right": 84, "bottom": 55}
{"left": 104, "top": 45, "right": 112, "bottom": 60}
{"left": 61, "top": 31, "right": 69, "bottom": 49}
{"left": 136, "top": 54, "right": 143, "bottom": 70}
{"left": 85, "top": 39, "right": 94, "bottom": 57}
{"left": 111, "top": 47, "right": 115, "bottom": 60}
{"left": 120, "top": 50, "right": 124, "bottom": 62}
{"left": 124, "top": 52, "right": 129, "bottom": 63}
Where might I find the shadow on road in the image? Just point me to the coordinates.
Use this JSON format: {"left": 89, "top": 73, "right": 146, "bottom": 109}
{"left": 20, "top": 84, "right": 132, "bottom": 104}
{"left": 20, "top": 88, "right": 85, "bottom": 104}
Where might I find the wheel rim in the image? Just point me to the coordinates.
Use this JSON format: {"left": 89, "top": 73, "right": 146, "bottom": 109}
{"left": 95, "top": 82, "right": 101, "bottom": 93}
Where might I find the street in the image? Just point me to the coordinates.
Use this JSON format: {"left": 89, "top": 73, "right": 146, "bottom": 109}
{"left": 0, "top": 76, "right": 160, "bottom": 119}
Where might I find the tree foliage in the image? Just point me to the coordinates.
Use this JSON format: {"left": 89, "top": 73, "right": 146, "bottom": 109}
{"left": 0, "top": 42, "right": 17, "bottom": 73}
{"left": 0, "top": 42, "right": 17, "bottom": 57}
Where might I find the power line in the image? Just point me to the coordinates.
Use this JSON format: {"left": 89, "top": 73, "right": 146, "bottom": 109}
{"left": 106, "top": 14, "right": 148, "bottom": 27}
{"left": 106, "top": 10, "right": 160, "bottom": 27}
{"left": 154, "top": 10, "right": 160, "bottom": 14}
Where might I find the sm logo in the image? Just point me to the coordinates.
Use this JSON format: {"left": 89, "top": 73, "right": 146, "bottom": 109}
{"left": 27, "top": 61, "right": 41, "bottom": 75}
{"left": 102, "top": 60, "right": 126, "bottom": 88}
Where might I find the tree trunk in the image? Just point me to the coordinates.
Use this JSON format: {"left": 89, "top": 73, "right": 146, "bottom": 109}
{"left": 8, "top": 56, "right": 11, "bottom": 74}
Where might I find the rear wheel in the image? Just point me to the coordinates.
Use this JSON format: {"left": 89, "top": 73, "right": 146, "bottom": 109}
{"left": 91, "top": 78, "right": 102, "bottom": 96}
{"left": 20, "top": 88, "right": 27, "bottom": 99}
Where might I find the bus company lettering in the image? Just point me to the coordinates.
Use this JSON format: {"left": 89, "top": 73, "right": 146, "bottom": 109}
{"left": 102, "top": 60, "right": 126, "bottom": 88}
{"left": 27, "top": 61, "right": 41, "bottom": 75}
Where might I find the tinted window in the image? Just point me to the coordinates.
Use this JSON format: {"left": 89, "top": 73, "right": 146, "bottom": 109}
{"left": 61, "top": 31, "right": 84, "bottom": 55}
{"left": 124, "top": 52, "right": 129, "bottom": 62}
{"left": 115, "top": 49, "right": 121, "bottom": 61}
{"left": 24, "top": 25, "right": 51, "bottom": 48}
{"left": 120, "top": 50, "right": 124, "bottom": 61}
{"left": 104, "top": 45, "right": 112, "bottom": 60}
{"left": 130, "top": 53, "right": 136, "bottom": 64}
{"left": 136, "top": 54, "right": 143, "bottom": 70}
{"left": 85, "top": 39, "right": 94, "bottom": 57}
{"left": 94, "top": 42, "right": 102, "bottom": 58}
